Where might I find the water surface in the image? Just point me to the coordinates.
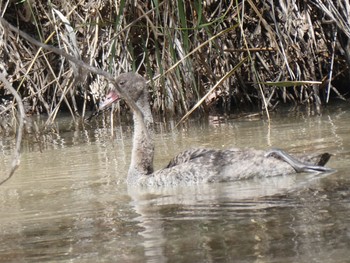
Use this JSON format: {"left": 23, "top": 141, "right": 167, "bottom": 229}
{"left": 0, "top": 105, "right": 350, "bottom": 262}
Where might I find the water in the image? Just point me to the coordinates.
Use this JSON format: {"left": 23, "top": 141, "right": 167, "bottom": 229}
{"left": 0, "top": 104, "right": 350, "bottom": 262}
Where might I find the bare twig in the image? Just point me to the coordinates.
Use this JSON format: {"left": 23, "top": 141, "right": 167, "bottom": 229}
{"left": 0, "top": 17, "right": 148, "bottom": 138}
{"left": 0, "top": 68, "right": 25, "bottom": 185}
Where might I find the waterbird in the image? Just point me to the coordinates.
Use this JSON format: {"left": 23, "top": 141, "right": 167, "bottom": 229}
{"left": 99, "top": 72, "right": 333, "bottom": 186}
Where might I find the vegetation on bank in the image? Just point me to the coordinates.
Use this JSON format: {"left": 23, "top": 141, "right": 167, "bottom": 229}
{"left": 1, "top": 0, "right": 349, "bottom": 124}
{"left": 0, "top": 0, "right": 350, "bottom": 182}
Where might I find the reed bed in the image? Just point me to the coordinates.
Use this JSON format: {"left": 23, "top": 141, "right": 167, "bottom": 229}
{"left": 0, "top": 0, "right": 349, "bottom": 130}
{"left": 1, "top": 0, "right": 350, "bottom": 183}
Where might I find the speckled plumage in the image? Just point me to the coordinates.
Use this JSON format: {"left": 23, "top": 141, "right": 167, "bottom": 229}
{"left": 100, "top": 72, "right": 333, "bottom": 187}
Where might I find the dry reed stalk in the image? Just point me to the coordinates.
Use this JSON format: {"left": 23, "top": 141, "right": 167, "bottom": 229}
{"left": 0, "top": 17, "right": 150, "bottom": 138}
{"left": 0, "top": 0, "right": 349, "bottom": 131}
{"left": 1, "top": 0, "right": 350, "bottom": 183}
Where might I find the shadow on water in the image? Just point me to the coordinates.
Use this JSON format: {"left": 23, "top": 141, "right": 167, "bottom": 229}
{"left": 0, "top": 104, "right": 350, "bottom": 262}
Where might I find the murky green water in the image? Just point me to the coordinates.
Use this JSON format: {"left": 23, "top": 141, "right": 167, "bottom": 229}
{"left": 0, "top": 104, "right": 350, "bottom": 262}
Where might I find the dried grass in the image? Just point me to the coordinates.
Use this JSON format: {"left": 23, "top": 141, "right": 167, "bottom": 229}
{"left": 0, "top": 0, "right": 349, "bottom": 129}
{"left": 1, "top": 0, "right": 350, "bottom": 183}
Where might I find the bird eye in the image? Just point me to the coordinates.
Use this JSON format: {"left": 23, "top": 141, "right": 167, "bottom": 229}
{"left": 119, "top": 80, "right": 126, "bottom": 85}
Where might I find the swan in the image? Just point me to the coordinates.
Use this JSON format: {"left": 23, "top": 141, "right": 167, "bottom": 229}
{"left": 99, "top": 72, "right": 333, "bottom": 186}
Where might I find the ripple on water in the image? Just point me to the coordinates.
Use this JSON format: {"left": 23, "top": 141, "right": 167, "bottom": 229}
{"left": 1, "top": 105, "right": 350, "bottom": 262}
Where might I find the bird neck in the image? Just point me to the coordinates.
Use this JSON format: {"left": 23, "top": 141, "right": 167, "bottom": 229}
{"left": 128, "top": 94, "right": 155, "bottom": 180}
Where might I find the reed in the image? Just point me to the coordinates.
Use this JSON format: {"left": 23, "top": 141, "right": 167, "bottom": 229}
{"left": 0, "top": 0, "right": 349, "bottom": 129}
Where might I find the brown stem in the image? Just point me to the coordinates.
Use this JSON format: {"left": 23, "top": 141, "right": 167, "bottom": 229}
{"left": 0, "top": 69, "right": 25, "bottom": 185}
